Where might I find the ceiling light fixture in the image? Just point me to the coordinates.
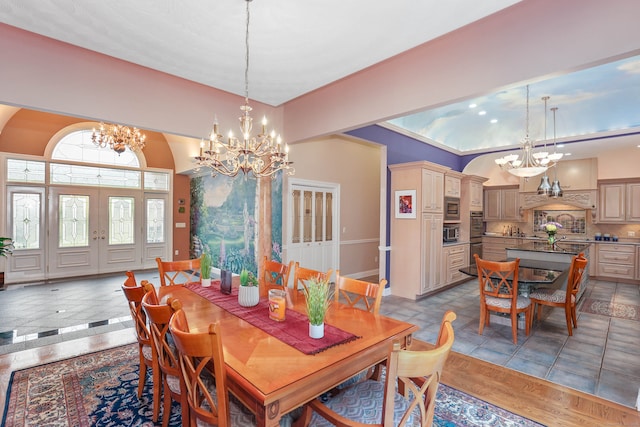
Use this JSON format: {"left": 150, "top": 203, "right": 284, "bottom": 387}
{"left": 550, "top": 107, "right": 563, "bottom": 198}
{"left": 537, "top": 96, "right": 552, "bottom": 195}
{"left": 92, "top": 122, "right": 146, "bottom": 154}
{"left": 495, "top": 85, "right": 558, "bottom": 178}
{"left": 195, "top": 0, "right": 294, "bottom": 179}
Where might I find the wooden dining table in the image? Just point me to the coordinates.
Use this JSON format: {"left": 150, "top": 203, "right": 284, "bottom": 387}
{"left": 159, "top": 283, "right": 418, "bottom": 427}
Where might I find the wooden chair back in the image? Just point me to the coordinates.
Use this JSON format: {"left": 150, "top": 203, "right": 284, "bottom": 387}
{"left": 566, "top": 253, "right": 588, "bottom": 304}
{"left": 156, "top": 256, "right": 202, "bottom": 286}
{"left": 121, "top": 280, "right": 152, "bottom": 345}
{"left": 260, "top": 256, "right": 293, "bottom": 298}
{"left": 142, "top": 288, "right": 186, "bottom": 427}
{"left": 169, "top": 310, "right": 231, "bottom": 427}
{"left": 124, "top": 270, "right": 137, "bottom": 288}
{"left": 306, "top": 311, "right": 456, "bottom": 427}
{"left": 334, "top": 270, "right": 386, "bottom": 314}
{"left": 292, "top": 263, "right": 332, "bottom": 304}
{"left": 475, "top": 254, "right": 531, "bottom": 344}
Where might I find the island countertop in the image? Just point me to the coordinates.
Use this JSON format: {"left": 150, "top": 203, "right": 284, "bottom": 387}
{"left": 505, "top": 241, "right": 591, "bottom": 255}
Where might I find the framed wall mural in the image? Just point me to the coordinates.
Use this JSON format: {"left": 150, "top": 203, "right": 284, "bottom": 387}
{"left": 395, "top": 190, "right": 416, "bottom": 219}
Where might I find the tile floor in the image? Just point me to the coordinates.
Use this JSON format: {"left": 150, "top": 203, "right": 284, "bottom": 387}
{"left": 0, "top": 271, "right": 638, "bottom": 409}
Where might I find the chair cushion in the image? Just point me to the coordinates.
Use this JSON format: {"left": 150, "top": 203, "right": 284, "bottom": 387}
{"left": 530, "top": 288, "right": 569, "bottom": 303}
{"left": 310, "top": 379, "right": 422, "bottom": 426}
{"left": 485, "top": 295, "right": 531, "bottom": 309}
{"left": 141, "top": 344, "right": 153, "bottom": 361}
{"left": 166, "top": 373, "right": 181, "bottom": 394}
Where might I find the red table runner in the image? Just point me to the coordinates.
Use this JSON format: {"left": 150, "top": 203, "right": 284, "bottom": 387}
{"left": 185, "top": 282, "right": 359, "bottom": 355}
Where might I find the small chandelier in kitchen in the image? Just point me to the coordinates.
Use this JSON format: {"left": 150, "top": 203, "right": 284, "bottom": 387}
{"left": 495, "top": 85, "right": 560, "bottom": 178}
{"left": 195, "top": 0, "right": 294, "bottom": 179}
{"left": 92, "top": 122, "right": 146, "bottom": 154}
{"left": 549, "top": 107, "right": 563, "bottom": 198}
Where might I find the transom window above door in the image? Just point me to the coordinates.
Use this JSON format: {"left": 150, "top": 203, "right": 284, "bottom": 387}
{"left": 52, "top": 129, "right": 140, "bottom": 167}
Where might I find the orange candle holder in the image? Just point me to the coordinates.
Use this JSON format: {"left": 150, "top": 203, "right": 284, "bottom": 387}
{"left": 268, "top": 289, "right": 287, "bottom": 321}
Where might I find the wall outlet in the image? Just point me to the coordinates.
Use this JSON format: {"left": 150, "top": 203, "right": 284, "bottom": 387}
{"left": 628, "top": 231, "right": 636, "bottom": 237}
{"left": 175, "top": 250, "right": 179, "bottom": 255}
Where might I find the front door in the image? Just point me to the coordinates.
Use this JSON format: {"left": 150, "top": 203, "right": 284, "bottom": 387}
{"left": 47, "top": 187, "right": 142, "bottom": 278}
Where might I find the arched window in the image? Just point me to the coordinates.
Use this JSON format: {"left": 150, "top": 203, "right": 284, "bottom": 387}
{"left": 51, "top": 129, "right": 141, "bottom": 168}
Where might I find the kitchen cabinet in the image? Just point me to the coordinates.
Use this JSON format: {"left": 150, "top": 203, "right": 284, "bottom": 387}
{"left": 461, "top": 174, "right": 486, "bottom": 212}
{"left": 444, "top": 171, "right": 462, "bottom": 198}
{"left": 636, "top": 246, "right": 640, "bottom": 281}
{"left": 483, "top": 186, "right": 520, "bottom": 221}
{"left": 598, "top": 181, "right": 640, "bottom": 223}
{"left": 389, "top": 161, "right": 450, "bottom": 300}
{"left": 481, "top": 236, "right": 522, "bottom": 261}
{"left": 442, "top": 243, "right": 469, "bottom": 285}
{"left": 422, "top": 168, "right": 444, "bottom": 212}
{"left": 597, "top": 244, "right": 635, "bottom": 280}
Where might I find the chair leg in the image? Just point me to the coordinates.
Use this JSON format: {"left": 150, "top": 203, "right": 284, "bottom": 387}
{"left": 571, "top": 304, "right": 578, "bottom": 328}
{"left": 565, "top": 305, "right": 573, "bottom": 336}
{"left": 151, "top": 360, "right": 161, "bottom": 422}
{"left": 536, "top": 303, "right": 543, "bottom": 321}
{"left": 525, "top": 307, "right": 531, "bottom": 336}
{"left": 511, "top": 312, "right": 518, "bottom": 345}
{"left": 162, "top": 378, "right": 171, "bottom": 427}
{"left": 138, "top": 351, "right": 147, "bottom": 398}
{"left": 478, "top": 308, "right": 486, "bottom": 335}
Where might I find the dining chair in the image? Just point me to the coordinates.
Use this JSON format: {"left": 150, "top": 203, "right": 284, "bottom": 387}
{"left": 529, "top": 253, "right": 588, "bottom": 336}
{"left": 301, "top": 310, "right": 456, "bottom": 427}
{"left": 474, "top": 254, "right": 533, "bottom": 345}
{"left": 292, "top": 263, "right": 332, "bottom": 304}
{"left": 475, "top": 254, "right": 532, "bottom": 345}
{"left": 260, "top": 255, "right": 294, "bottom": 298}
{"left": 168, "top": 309, "right": 256, "bottom": 427}
{"left": 121, "top": 276, "right": 161, "bottom": 421}
{"left": 141, "top": 284, "right": 188, "bottom": 427}
{"left": 334, "top": 270, "right": 386, "bottom": 314}
{"left": 156, "top": 256, "right": 202, "bottom": 286}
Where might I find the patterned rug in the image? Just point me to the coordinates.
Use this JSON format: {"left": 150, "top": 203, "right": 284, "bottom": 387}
{"left": 2, "top": 344, "right": 544, "bottom": 426}
{"left": 580, "top": 298, "right": 640, "bottom": 321}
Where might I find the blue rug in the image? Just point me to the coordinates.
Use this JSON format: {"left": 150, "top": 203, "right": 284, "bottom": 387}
{"left": 3, "top": 344, "right": 544, "bottom": 426}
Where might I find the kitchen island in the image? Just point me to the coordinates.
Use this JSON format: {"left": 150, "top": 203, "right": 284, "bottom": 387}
{"left": 506, "top": 240, "right": 591, "bottom": 301}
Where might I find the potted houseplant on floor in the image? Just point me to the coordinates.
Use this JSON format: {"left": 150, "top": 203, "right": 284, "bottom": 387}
{"left": 238, "top": 268, "right": 260, "bottom": 307}
{"left": 302, "top": 276, "right": 332, "bottom": 339}
{"left": 0, "top": 237, "right": 14, "bottom": 289}
{"left": 200, "top": 253, "right": 212, "bottom": 287}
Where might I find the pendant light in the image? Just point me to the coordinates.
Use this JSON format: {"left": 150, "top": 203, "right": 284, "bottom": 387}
{"left": 537, "top": 96, "right": 552, "bottom": 195}
{"left": 550, "top": 107, "right": 563, "bottom": 198}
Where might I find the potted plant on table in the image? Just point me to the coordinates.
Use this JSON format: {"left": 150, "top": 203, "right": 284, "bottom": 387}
{"left": 200, "top": 253, "right": 212, "bottom": 287}
{"left": 0, "top": 237, "right": 14, "bottom": 289}
{"left": 238, "top": 268, "right": 260, "bottom": 307}
{"left": 302, "top": 276, "right": 332, "bottom": 339}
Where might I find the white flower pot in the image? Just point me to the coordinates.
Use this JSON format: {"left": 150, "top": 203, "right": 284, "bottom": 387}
{"left": 309, "top": 323, "right": 325, "bottom": 339}
{"left": 238, "top": 286, "right": 260, "bottom": 307}
{"left": 201, "top": 278, "right": 212, "bottom": 287}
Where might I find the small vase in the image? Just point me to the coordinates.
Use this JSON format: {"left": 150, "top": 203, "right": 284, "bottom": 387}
{"left": 201, "top": 278, "right": 212, "bottom": 287}
{"left": 238, "top": 286, "right": 259, "bottom": 307}
{"left": 309, "top": 323, "right": 325, "bottom": 339}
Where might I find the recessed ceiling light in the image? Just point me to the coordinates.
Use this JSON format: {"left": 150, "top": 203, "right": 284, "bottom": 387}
{"left": 478, "top": 111, "right": 486, "bottom": 116}
{"left": 490, "top": 119, "right": 498, "bottom": 124}
{"left": 469, "top": 103, "right": 477, "bottom": 109}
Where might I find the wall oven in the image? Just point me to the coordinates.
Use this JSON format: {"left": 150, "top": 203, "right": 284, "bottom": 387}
{"left": 444, "top": 197, "right": 460, "bottom": 221}
{"left": 470, "top": 211, "right": 483, "bottom": 264}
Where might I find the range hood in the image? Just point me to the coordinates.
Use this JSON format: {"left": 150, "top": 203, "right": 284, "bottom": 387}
{"left": 520, "top": 190, "right": 597, "bottom": 210}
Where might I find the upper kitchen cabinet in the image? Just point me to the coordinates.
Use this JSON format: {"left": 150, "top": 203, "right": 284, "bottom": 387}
{"left": 444, "top": 170, "right": 463, "bottom": 198}
{"left": 484, "top": 186, "right": 521, "bottom": 221}
{"left": 388, "top": 161, "right": 449, "bottom": 213}
{"left": 422, "top": 168, "right": 445, "bottom": 212}
{"left": 520, "top": 158, "right": 598, "bottom": 192}
{"left": 598, "top": 180, "right": 640, "bottom": 223}
{"left": 462, "top": 175, "right": 487, "bottom": 212}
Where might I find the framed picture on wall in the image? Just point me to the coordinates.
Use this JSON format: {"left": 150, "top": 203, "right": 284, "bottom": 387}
{"left": 395, "top": 190, "right": 416, "bottom": 219}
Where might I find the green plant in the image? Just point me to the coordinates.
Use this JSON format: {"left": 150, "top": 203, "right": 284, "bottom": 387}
{"left": 200, "top": 253, "right": 212, "bottom": 280}
{"left": 302, "top": 276, "right": 332, "bottom": 326}
{"left": 0, "top": 237, "right": 14, "bottom": 258}
{"left": 240, "top": 269, "right": 258, "bottom": 286}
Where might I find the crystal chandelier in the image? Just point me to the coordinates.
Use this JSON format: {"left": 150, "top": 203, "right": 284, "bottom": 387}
{"left": 495, "top": 85, "right": 560, "bottom": 178}
{"left": 195, "top": 0, "right": 294, "bottom": 179}
{"left": 92, "top": 122, "right": 146, "bottom": 154}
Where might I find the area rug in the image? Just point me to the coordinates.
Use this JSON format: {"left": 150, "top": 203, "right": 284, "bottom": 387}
{"left": 580, "top": 298, "right": 640, "bottom": 321}
{"left": 2, "top": 344, "right": 544, "bottom": 426}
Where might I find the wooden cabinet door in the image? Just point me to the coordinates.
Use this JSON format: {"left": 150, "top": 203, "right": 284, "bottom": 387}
{"left": 421, "top": 213, "right": 443, "bottom": 293}
{"left": 626, "top": 183, "right": 640, "bottom": 222}
{"left": 444, "top": 175, "right": 461, "bottom": 198}
{"left": 483, "top": 189, "right": 501, "bottom": 221}
{"left": 599, "top": 183, "right": 626, "bottom": 222}
{"left": 421, "top": 169, "right": 444, "bottom": 212}
{"left": 470, "top": 181, "right": 483, "bottom": 210}
{"left": 501, "top": 188, "right": 520, "bottom": 220}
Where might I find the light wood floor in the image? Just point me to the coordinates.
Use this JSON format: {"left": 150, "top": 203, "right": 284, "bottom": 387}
{"left": 1, "top": 329, "right": 638, "bottom": 426}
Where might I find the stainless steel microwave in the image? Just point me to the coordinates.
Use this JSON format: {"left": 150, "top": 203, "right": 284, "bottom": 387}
{"left": 444, "top": 197, "right": 460, "bottom": 221}
{"left": 443, "top": 225, "right": 459, "bottom": 242}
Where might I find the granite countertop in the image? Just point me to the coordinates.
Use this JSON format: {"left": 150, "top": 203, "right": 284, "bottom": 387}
{"left": 483, "top": 234, "right": 640, "bottom": 246}
{"left": 506, "top": 241, "right": 591, "bottom": 255}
